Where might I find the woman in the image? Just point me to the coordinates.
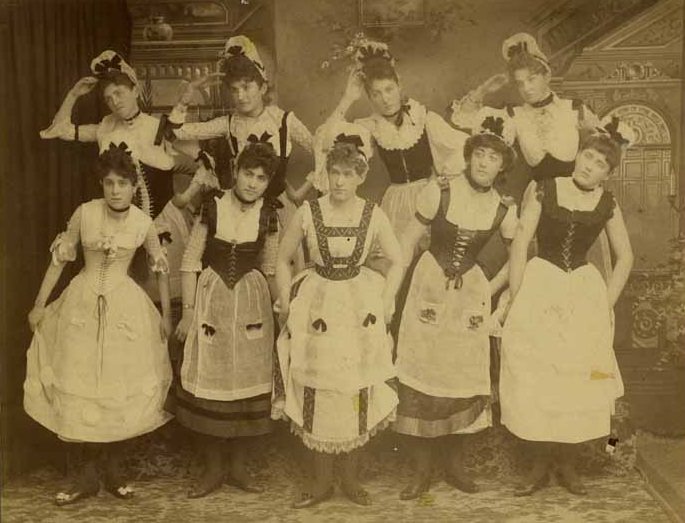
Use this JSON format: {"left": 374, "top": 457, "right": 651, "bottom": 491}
{"left": 24, "top": 143, "right": 173, "bottom": 505}
{"left": 273, "top": 121, "right": 404, "bottom": 508}
{"left": 328, "top": 41, "right": 469, "bottom": 261}
{"left": 168, "top": 36, "right": 315, "bottom": 241}
{"left": 500, "top": 118, "right": 635, "bottom": 496}
{"left": 173, "top": 143, "right": 281, "bottom": 498}
{"left": 451, "top": 33, "right": 610, "bottom": 280}
{"left": 394, "top": 110, "right": 518, "bottom": 500}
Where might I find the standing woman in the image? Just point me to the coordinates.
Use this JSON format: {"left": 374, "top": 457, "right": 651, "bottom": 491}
{"left": 273, "top": 121, "right": 404, "bottom": 508}
{"left": 24, "top": 144, "right": 173, "bottom": 505}
{"left": 168, "top": 36, "right": 315, "bottom": 244}
{"left": 173, "top": 143, "right": 281, "bottom": 498}
{"left": 38, "top": 51, "right": 208, "bottom": 219}
{"left": 500, "top": 119, "right": 635, "bottom": 496}
{"left": 450, "top": 33, "right": 611, "bottom": 279}
{"left": 394, "top": 111, "right": 518, "bottom": 500}
{"left": 328, "top": 41, "right": 469, "bottom": 261}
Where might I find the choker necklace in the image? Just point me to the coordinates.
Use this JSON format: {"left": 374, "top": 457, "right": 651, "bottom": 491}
{"left": 572, "top": 178, "right": 596, "bottom": 193}
{"left": 465, "top": 173, "right": 492, "bottom": 193}
{"left": 107, "top": 203, "right": 130, "bottom": 213}
{"left": 124, "top": 109, "right": 141, "bottom": 123}
{"left": 531, "top": 92, "right": 554, "bottom": 109}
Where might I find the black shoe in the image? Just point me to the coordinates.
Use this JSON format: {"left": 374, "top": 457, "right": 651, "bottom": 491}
{"left": 187, "top": 472, "right": 224, "bottom": 499}
{"left": 291, "top": 486, "right": 335, "bottom": 509}
{"left": 341, "top": 483, "right": 372, "bottom": 506}
{"left": 445, "top": 472, "right": 479, "bottom": 494}
{"left": 400, "top": 477, "right": 431, "bottom": 500}
{"left": 225, "top": 474, "right": 264, "bottom": 494}
{"left": 104, "top": 483, "right": 135, "bottom": 500}
{"left": 54, "top": 486, "right": 99, "bottom": 507}
{"left": 557, "top": 468, "right": 588, "bottom": 496}
{"left": 513, "top": 472, "right": 549, "bottom": 497}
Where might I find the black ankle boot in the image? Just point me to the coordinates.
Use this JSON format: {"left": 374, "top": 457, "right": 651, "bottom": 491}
{"left": 556, "top": 443, "right": 587, "bottom": 496}
{"left": 514, "top": 441, "right": 552, "bottom": 497}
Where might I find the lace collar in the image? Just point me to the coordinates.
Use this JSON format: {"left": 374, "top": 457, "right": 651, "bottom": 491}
{"left": 365, "top": 98, "right": 427, "bottom": 151}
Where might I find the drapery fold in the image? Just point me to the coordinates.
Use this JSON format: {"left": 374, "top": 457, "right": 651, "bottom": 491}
{"left": 0, "top": 0, "right": 131, "bottom": 477}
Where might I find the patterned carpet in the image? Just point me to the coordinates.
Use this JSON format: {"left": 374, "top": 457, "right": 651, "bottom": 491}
{"left": 0, "top": 421, "right": 670, "bottom": 523}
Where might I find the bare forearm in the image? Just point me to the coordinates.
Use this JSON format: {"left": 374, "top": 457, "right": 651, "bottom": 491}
{"left": 34, "top": 262, "right": 66, "bottom": 307}
{"left": 275, "top": 260, "right": 293, "bottom": 306}
{"left": 382, "top": 263, "right": 404, "bottom": 304}
{"left": 157, "top": 272, "right": 172, "bottom": 318}
{"left": 606, "top": 254, "right": 633, "bottom": 307}
{"left": 489, "top": 261, "right": 509, "bottom": 295}
{"left": 508, "top": 238, "right": 529, "bottom": 299}
{"left": 181, "top": 271, "right": 198, "bottom": 308}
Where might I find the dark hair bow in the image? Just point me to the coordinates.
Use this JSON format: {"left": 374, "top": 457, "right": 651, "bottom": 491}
{"left": 507, "top": 41, "right": 528, "bottom": 59}
{"left": 601, "top": 116, "right": 629, "bottom": 147}
{"left": 482, "top": 116, "right": 504, "bottom": 138}
{"left": 93, "top": 54, "right": 123, "bottom": 77}
{"left": 358, "top": 45, "right": 392, "bottom": 64}
{"left": 107, "top": 141, "right": 133, "bottom": 156}
{"left": 227, "top": 45, "right": 245, "bottom": 57}
{"left": 334, "top": 133, "right": 364, "bottom": 150}
{"left": 201, "top": 323, "right": 216, "bottom": 337}
{"left": 247, "top": 131, "right": 273, "bottom": 145}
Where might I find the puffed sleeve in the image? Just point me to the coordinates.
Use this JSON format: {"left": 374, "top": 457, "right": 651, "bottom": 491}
{"left": 425, "top": 111, "right": 468, "bottom": 177}
{"left": 499, "top": 204, "right": 519, "bottom": 240}
{"left": 287, "top": 112, "right": 314, "bottom": 154}
{"left": 414, "top": 180, "right": 442, "bottom": 225}
{"left": 180, "top": 215, "right": 208, "bottom": 273}
{"left": 143, "top": 225, "right": 170, "bottom": 274}
{"left": 172, "top": 116, "right": 229, "bottom": 142}
{"left": 49, "top": 205, "right": 82, "bottom": 265}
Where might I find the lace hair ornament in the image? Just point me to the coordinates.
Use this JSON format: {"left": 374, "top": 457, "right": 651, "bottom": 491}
{"left": 90, "top": 50, "right": 138, "bottom": 87}
{"left": 501, "top": 32, "right": 550, "bottom": 73}
{"left": 595, "top": 116, "right": 637, "bottom": 150}
{"left": 218, "top": 35, "right": 267, "bottom": 82}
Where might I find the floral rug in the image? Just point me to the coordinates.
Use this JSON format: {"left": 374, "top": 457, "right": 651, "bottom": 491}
{"left": 1, "top": 410, "right": 670, "bottom": 523}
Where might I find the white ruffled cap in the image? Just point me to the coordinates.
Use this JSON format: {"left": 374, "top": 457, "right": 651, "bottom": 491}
{"left": 472, "top": 107, "right": 516, "bottom": 147}
{"left": 501, "top": 32, "right": 550, "bottom": 72}
{"left": 597, "top": 115, "right": 637, "bottom": 150}
{"left": 90, "top": 50, "right": 138, "bottom": 87}
{"left": 220, "top": 35, "right": 267, "bottom": 81}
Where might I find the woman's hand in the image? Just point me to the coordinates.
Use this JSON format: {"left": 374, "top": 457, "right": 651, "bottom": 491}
{"left": 161, "top": 313, "right": 173, "bottom": 342}
{"left": 69, "top": 76, "right": 99, "bottom": 98}
{"left": 178, "top": 72, "right": 226, "bottom": 105}
{"left": 191, "top": 163, "right": 220, "bottom": 190}
{"left": 273, "top": 298, "right": 289, "bottom": 326}
{"left": 383, "top": 296, "right": 395, "bottom": 326}
{"left": 175, "top": 312, "right": 193, "bottom": 342}
{"left": 28, "top": 306, "right": 46, "bottom": 332}
{"left": 342, "top": 67, "right": 364, "bottom": 105}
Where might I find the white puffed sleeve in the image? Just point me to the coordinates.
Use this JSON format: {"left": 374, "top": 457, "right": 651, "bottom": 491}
{"left": 49, "top": 205, "right": 82, "bottom": 265}
{"left": 425, "top": 111, "right": 468, "bottom": 177}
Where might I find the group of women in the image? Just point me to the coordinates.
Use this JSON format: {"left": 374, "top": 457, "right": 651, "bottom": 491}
{"left": 24, "top": 31, "right": 634, "bottom": 509}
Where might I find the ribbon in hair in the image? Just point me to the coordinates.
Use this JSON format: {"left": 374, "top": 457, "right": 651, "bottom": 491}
{"left": 247, "top": 131, "right": 273, "bottom": 145}
{"left": 602, "top": 117, "right": 629, "bottom": 147}
{"left": 334, "top": 133, "right": 364, "bottom": 150}
{"left": 482, "top": 116, "right": 504, "bottom": 138}
{"left": 106, "top": 141, "right": 133, "bottom": 157}
{"left": 93, "top": 54, "right": 123, "bottom": 77}
{"left": 507, "top": 41, "right": 529, "bottom": 59}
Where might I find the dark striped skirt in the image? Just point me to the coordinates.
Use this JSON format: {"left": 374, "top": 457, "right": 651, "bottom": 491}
{"left": 168, "top": 383, "right": 272, "bottom": 438}
{"left": 393, "top": 383, "right": 491, "bottom": 438}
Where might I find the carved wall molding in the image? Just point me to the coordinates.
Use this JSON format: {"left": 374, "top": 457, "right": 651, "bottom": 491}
{"left": 607, "top": 6, "right": 682, "bottom": 48}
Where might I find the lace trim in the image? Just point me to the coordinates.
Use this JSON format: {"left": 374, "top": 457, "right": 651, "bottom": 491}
{"left": 230, "top": 106, "right": 290, "bottom": 156}
{"left": 49, "top": 233, "right": 77, "bottom": 265}
{"left": 288, "top": 411, "right": 395, "bottom": 454}
{"left": 365, "top": 99, "right": 427, "bottom": 151}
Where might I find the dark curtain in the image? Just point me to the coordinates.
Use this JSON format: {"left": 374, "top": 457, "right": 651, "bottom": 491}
{"left": 0, "top": 0, "right": 131, "bottom": 479}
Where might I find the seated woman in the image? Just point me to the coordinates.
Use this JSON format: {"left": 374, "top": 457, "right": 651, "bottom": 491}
{"left": 173, "top": 143, "right": 281, "bottom": 498}
{"left": 24, "top": 143, "right": 173, "bottom": 506}
{"left": 500, "top": 118, "right": 635, "bottom": 496}
{"left": 273, "top": 121, "right": 404, "bottom": 508}
{"left": 394, "top": 110, "right": 518, "bottom": 500}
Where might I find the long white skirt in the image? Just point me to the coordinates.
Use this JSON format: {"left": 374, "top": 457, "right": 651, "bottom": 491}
{"left": 500, "top": 257, "right": 623, "bottom": 443}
